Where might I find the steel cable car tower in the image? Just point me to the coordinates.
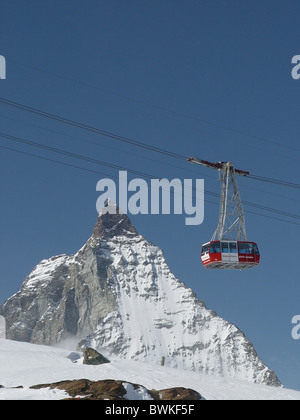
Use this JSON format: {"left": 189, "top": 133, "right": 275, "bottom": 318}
{"left": 188, "top": 157, "right": 260, "bottom": 269}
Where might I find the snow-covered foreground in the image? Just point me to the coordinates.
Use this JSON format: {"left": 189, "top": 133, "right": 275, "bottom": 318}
{"left": 0, "top": 339, "right": 299, "bottom": 400}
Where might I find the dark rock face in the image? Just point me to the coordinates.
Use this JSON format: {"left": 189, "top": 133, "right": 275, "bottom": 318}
{"left": 0, "top": 203, "right": 282, "bottom": 386}
{"left": 158, "top": 387, "right": 203, "bottom": 401}
{"left": 0, "top": 256, "right": 68, "bottom": 343}
{"left": 92, "top": 205, "right": 138, "bottom": 240}
{"left": 83, "top": 347, "right": 110, "bottom": 365}
{"left": 31, "top": 379, "right": 128, "bottom": 400}
{"left": 30, "top": 379, "right": 204, "bottom": 400}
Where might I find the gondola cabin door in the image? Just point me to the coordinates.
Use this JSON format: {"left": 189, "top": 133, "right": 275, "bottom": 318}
{"left": 220, "top": 241, "right": 239, "bottom": 264}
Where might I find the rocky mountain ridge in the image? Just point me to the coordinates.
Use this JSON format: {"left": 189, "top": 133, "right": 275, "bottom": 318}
{"left": 0, "top": 202, "right": 280, "bottom": 386}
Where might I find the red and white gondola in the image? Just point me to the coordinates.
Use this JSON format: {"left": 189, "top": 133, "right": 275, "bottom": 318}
{"left": 201, "top": 240, "right": 260, "bottom": 270}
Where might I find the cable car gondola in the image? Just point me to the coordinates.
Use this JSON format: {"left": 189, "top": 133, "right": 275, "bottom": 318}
{"left": 201, "top": 240, "right": 260, "bottom": 270}
{"left": 188, "top": 158, "right": 260, "bottom": 270}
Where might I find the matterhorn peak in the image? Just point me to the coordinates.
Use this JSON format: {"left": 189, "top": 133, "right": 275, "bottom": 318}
{"left": 93, "top": 198, "right": 138, "bottom": 240}
{"left": 0, "top": 208, "right": 281, "bottom": 387}
{"left": 98, "top": 198, "right": 121, "bottom": 216}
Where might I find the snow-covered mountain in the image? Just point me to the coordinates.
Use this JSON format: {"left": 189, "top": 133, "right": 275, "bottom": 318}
{"left": 0, "top": 202, "right": 280, "bottom": 386}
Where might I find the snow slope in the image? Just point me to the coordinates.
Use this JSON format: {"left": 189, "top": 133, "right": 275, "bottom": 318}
{"left": 0, "top": 339, "right": 299, "bottom": 400}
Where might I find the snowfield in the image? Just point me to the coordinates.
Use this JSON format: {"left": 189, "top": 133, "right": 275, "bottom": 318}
{"left": 0, "top": 339, "right": 299, "bottom": 400}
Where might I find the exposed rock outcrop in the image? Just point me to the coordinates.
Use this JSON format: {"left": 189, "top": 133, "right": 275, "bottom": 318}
{"left": 83, "top": 347, "right": 110, "bottom": 365}
{"left": 30, "top": 379, "right": 204, "bottom": 400}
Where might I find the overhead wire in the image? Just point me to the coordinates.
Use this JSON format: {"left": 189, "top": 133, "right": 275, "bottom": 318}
{"left": 2, "top": 113, "right": 300, "bottom": 206}
{"left": 0, "top": 97, "right": 186, "bottom": 161}
{"left": 8, "top": 57, "right": 300, "bottom": 155}
{"left": 3, "top": 142, "right": 300, "bottom": 228}
{"left": 0, "top": 143, "right": 220, "bottom": 208}
{"left": 247, "top": 174, "right": 300, "bottom": 190}
{"left": 0, "top": 97, "right": 300, "bottom": 190}
{"left": 5, "top": 142, "right": 300, "bottom": 229}
{"left": 1, "top": 131, "right": 300, "bottom": 225}
{"left": 0, "top": 114, "right": 196, "bottom": 177}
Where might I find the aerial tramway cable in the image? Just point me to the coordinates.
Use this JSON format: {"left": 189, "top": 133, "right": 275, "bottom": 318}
{"left": 0, "top": 131, "right": 299, "bottom": 226}
{"left": 0, "top": 97, "right": 299, "bottom": 190}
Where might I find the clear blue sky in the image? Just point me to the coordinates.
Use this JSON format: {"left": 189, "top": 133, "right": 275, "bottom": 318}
{"left": 1, "top": 0, "right": 300, "bottom": 390}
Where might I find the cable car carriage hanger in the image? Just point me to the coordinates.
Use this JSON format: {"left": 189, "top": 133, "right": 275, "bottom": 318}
{"left": 188, "top": 157, "right": 260, "bottom": 270}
